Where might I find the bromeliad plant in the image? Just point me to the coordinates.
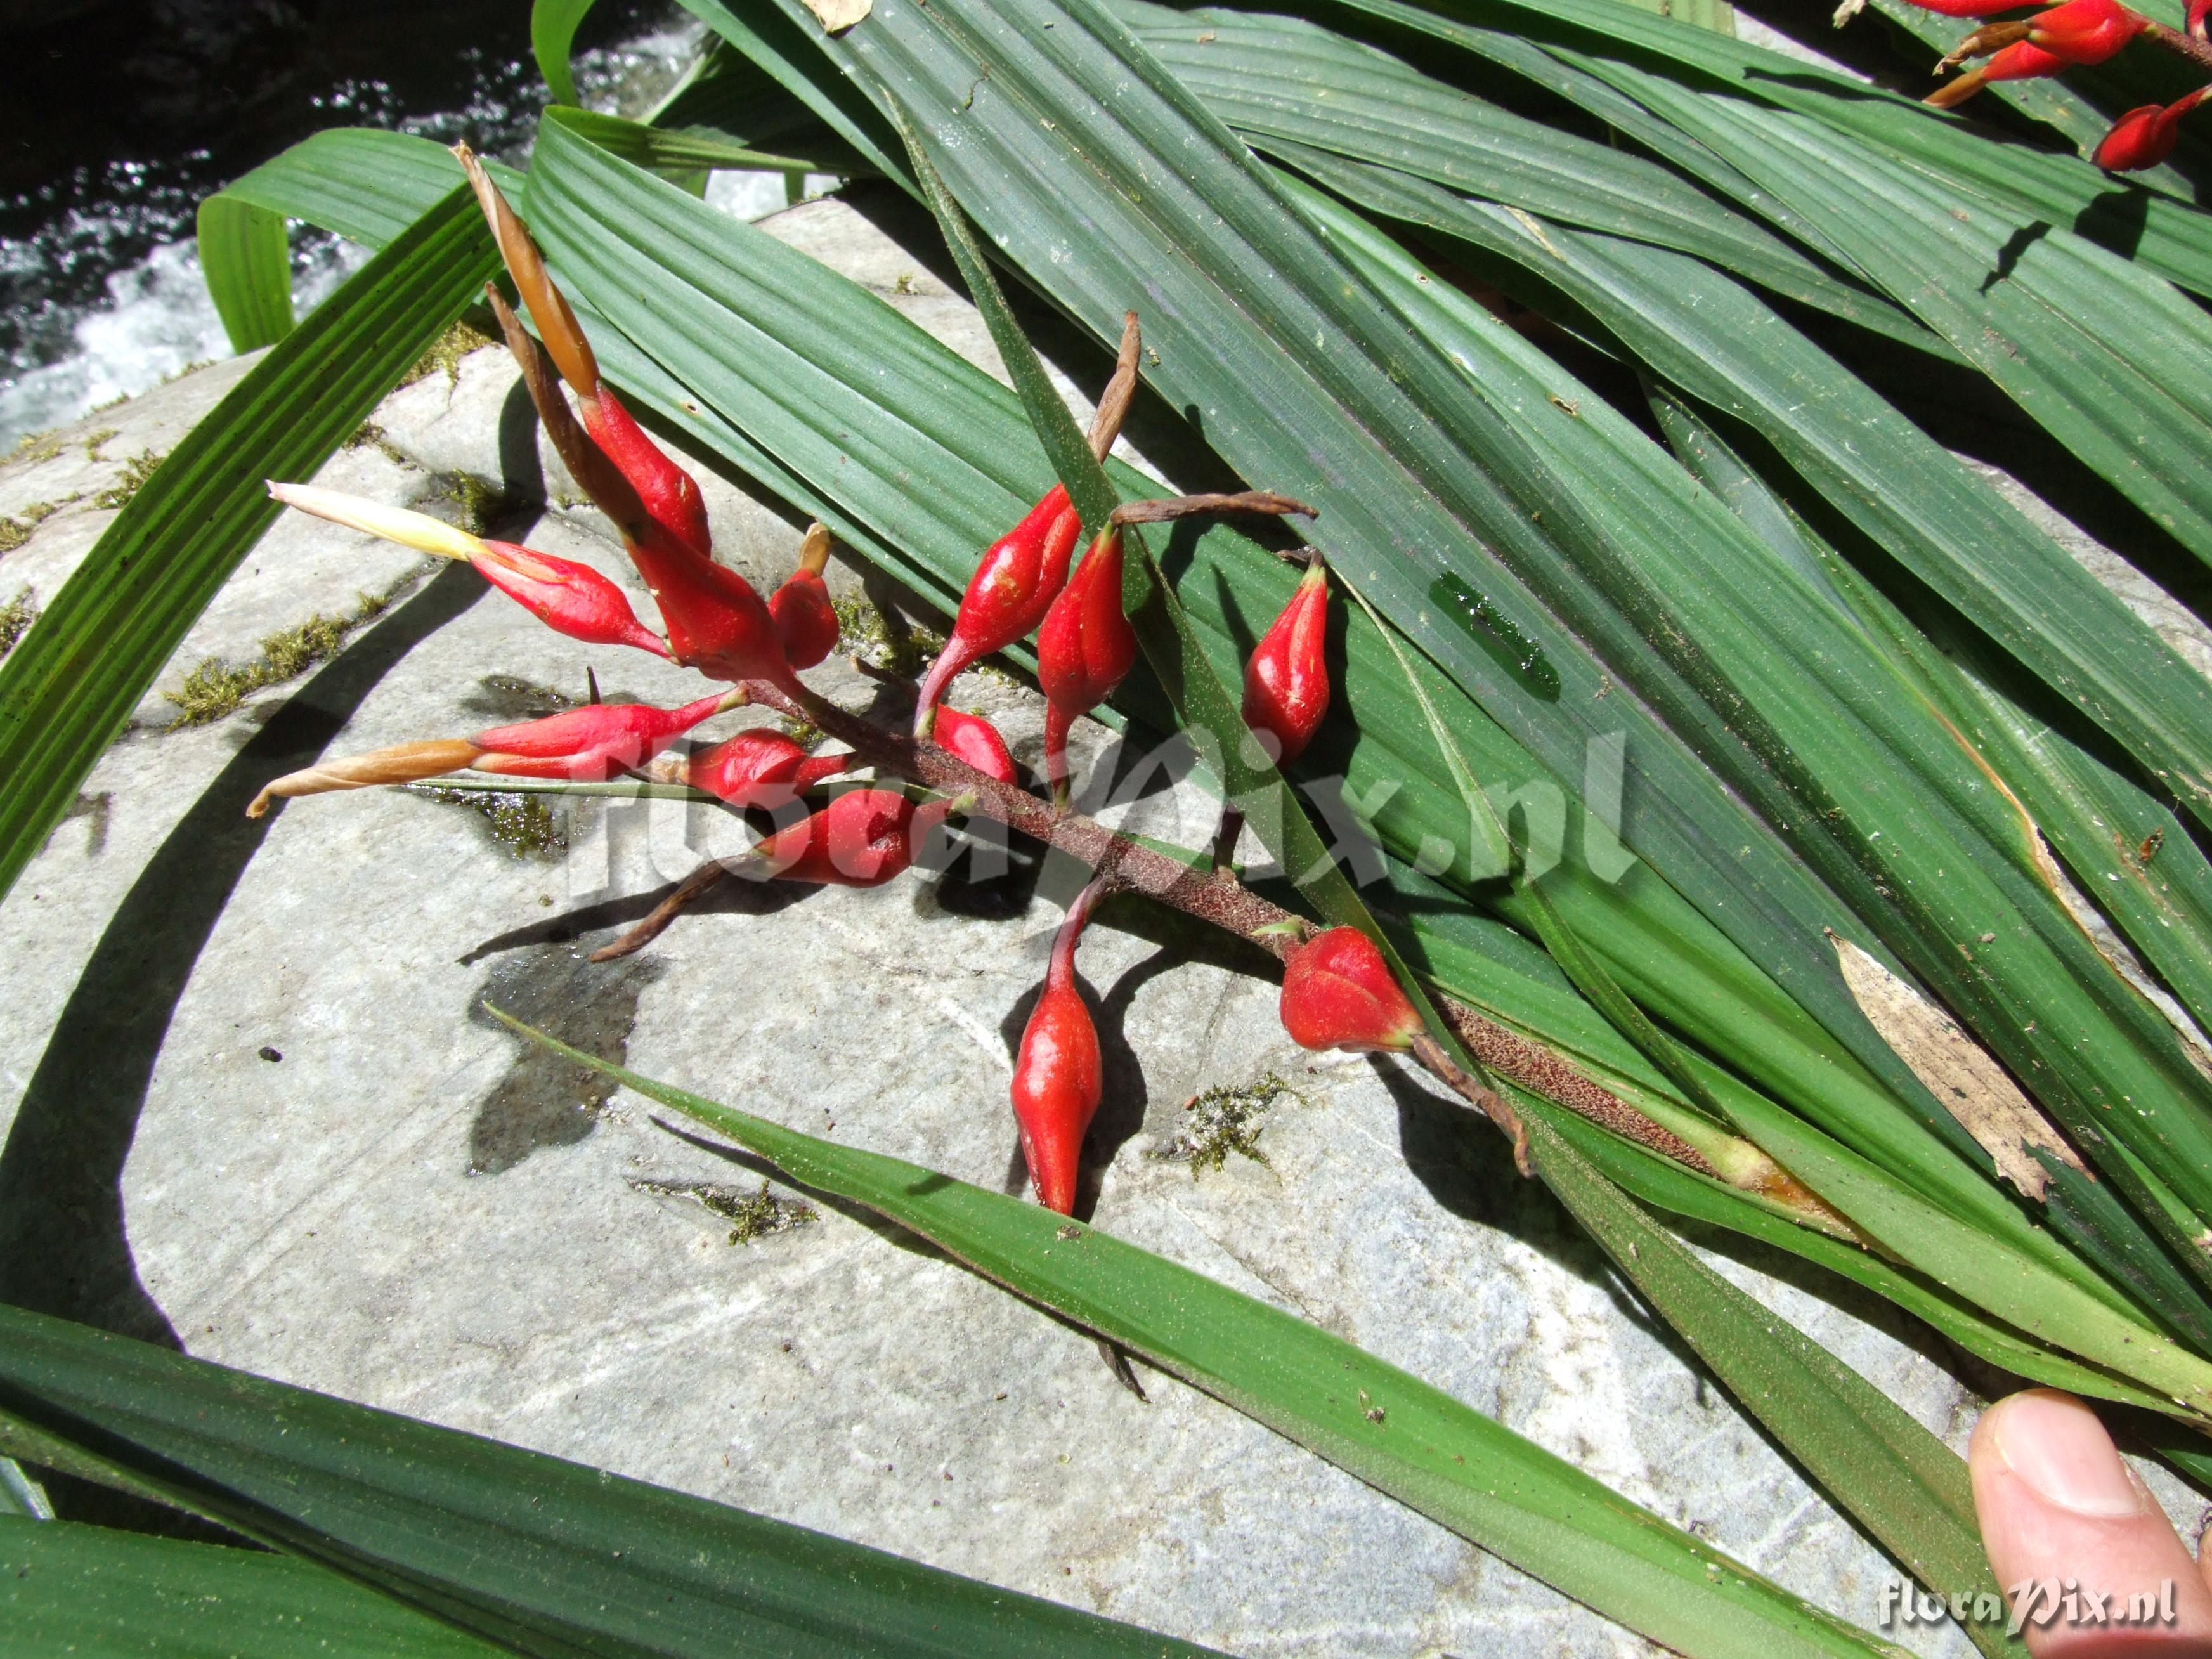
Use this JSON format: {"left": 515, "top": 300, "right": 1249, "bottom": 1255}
{"left": 14, "top": 0, "right": 2212, "bottom": 1649}
{"left": 254, "top": 155, "right": 1535, "bottom": 1210}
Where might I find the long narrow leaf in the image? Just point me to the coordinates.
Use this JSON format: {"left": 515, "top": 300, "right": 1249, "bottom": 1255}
{"left": 0, "top": 1304, "right": 1222, "bottom": 1658}
{"left": 494, "top": 1017, "right": 1909, "bottom": 1659}
{"left": 0, "top": 185, "right": 499, "bottom": 908}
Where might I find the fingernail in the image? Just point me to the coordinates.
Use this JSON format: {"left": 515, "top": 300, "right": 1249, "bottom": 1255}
{"left": 1989, "top": 1390, "right": 2150, "bottom": 1518}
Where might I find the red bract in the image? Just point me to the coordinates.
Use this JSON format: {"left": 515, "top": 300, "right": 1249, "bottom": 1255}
{"left": 1242, "top": 556, "right": 1332, "bottom": 767}
{"left": 472, "top": 542, "right": 668, "bottom": 658}
{"left": 931, "top": 705, "right": 1018, "bottom": 786}
{"left": 1927, "top": 0, "right": 2144, "bottom": 103}
{"left": 2026, "top": 0, "right": 2143, "bottom": 61}
{"left": 1904, "top": 0, "right": 2029, "bottom": 11}
{"left": 1010, "top": 879, "right": 1105, "bottom": 1214}
{"left": 1036, "top": 530, "right": 1137, "bottom": 804}
{"left": 627, "top": 530, "right": 797, "bottom": 691}
{"left": 2194, "top": 0, "right": 2209, "bottom": 36}
{"left": 684, "top": 729, "right": 850, "bottom": 809}
{"left": 752, "top": 788, "right": 956, "bottom": 887}
{"left": 472, "top": 691, "right": 734, "bottom": 782}
{"left": 769, "top": 524, "right": 841, "bottom": 671}
{"left": 578, "top": 381, "right": 712, "bottom": 561}
{"left": 2095, "top": 87, "right": 2210, "bottom": 168}
{"left": 915, "top": 486, "right": 1083, "bottom": 731}
{"left": 1279, "top": 927, "right": 1422, "bottom": 1055}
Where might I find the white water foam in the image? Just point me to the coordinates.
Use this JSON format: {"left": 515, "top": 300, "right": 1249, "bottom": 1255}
{"left": 0, "top": 22, "right": 748, "bottom": 452}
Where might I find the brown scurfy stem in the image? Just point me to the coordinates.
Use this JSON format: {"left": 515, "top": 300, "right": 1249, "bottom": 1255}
{"left": 1410, "top": 1033, "right": 1532, "bottom": 1178}
{"left": 2145, "top": 16, "right": 2212, "bottom": 74}
{"left": 589, "top": 674, "right": 1738, "bottom": 1191}
{"left": 1110, "top": 491, "right": 1318, "bottom": 526}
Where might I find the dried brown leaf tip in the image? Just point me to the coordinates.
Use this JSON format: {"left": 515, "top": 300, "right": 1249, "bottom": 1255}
{"left": 1829, "top": 930, "right": 2084, "bottom": 1199}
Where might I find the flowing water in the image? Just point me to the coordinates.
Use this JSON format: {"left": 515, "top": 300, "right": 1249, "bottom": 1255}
{"left": 0, "top": 0, "right": 758, "bottom": 450}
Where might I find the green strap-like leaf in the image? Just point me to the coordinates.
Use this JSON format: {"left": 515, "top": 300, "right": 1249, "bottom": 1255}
{"left": 493, "top": 1018, "right": 1910, "bottom": 1659}
{"left": 532, "top": 0, "right": 597, "bottom": 105}
{"left": 197, "top": 192, "right": 294, "bottom": 353}
{"left": 1118, "top": 1, "right": 1947, "bottom": 361}
{"left": 0, "top": 185, "right": 500, "bottom": 909}
{"left": 504, "top": 100, "right": 2196, "bottom": 1349}
{"left": 0, "top": 1303, "right": 1222, "bottom": 1658}
{"left": 0, "top": 1518, "right": 500, "bottom": 1658}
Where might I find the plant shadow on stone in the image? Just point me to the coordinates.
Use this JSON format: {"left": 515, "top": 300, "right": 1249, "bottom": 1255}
{"left": 468, "top": 944, "right": 665, "bottom": 1175}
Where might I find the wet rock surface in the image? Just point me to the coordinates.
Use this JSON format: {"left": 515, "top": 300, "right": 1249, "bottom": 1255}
{"left": 4, "top": 188, "right": 2203, "bottom": 1658}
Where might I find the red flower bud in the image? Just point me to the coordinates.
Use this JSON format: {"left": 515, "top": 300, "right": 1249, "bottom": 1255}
{"left": 2025, "top": 0, "right": 2142, "bottom": 62}
{"left": 1926, "top": 0, "right": 2143, "bottom": 105}
{"left": 769, "top": 523, "right": 841, "bottom": 671}
{"left": 628, "top": 529, "right": 796, "bottom": 691}
{"left": 915, "top": 486, "right": 1083, "bottom": 731}
{"left": 2193, "top": 0, "right": 2209, "bottom": 36}
{"left": 1279, "top": 927, "right": 1422, "bottom": 1054}
{"left": 577, "top": 384, "right": 712, "bottom": 560}
{"left": 2095, "top": 87, "right": 2209, "bottom": 169}
{"left": 1010, "top": 878, "right": 1105, "bottom": 1214}
{"left": 684, "top": 729, "right": 850, "bottom": 809}
{"left": 931, "top": 705, "right": 1018, "bottom": 786}
{"left": 471, "top": 542, "right": 668, "bottom": 658}
{"left": 1242, "top": 556, "right": 1332, "bottom": 767}
{"left": 751, "top": 787, "right": 956, "bottom": 887}
{"left": 1036, "top": 530, "right": 1137, "bottom": 803}
{"left": 471, "top": 691, "right": 735, "bottom": 781}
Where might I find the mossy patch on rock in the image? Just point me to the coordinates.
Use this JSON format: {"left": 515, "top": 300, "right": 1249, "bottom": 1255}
{"left": 0, "top": 497, "right": 79, "bottom": 554}
{"left": 0, "top": 588, "right": 39, "bottom": 655}
{"left": 400, "top": 318, "right": 498, "bottom": 389}
{"left": 413, "top": 786, "right": 569, "bottom": 861}
{"left": 1154, "top": 1073, "right": 1299, "bottom": 1173}
{"left": 93, "top": 449, "right": 164, "bottom": 511}
{"left": 165, "top": 586, "right": 400, "bottom": 727}
{"left": 630, "top": 1177, "right": 817, "bottom": 1245}
{"left": 832, "top": 592, "right": 948, "bottom": 681}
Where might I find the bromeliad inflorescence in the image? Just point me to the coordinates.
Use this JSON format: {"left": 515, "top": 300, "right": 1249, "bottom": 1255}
{"left": 1901, "top": 0, "right": 2212, "bottom": 167}
{"left": 249, "top": 145, "right": 1562, "bottom": 1220}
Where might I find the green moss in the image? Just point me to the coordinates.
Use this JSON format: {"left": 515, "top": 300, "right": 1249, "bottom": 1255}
{"left": 0, "top": 587, "right": 39, "bottom": 657}
{"left": 165, "top": 589, "right": 395, "bottom": 727}
{"left": 422, "top": 471, "right": 508, "bottom": 536}
{"left": 831, "top": 592, "right": 950, "bottom": 681}
{"left": 5, "top": 429, "right": 62, "bottom": 468}
{"left": 628, "top": 1177, "right": 816, "bottom": 1244}
{"left": 0, "top": 497, "right": 77, "bottom": 555}
{"left": 1154, "top": 1073, "right": 1299, "bottom": 1173}
{"left": 778, "top": 715, "right": 824, "bottom": 751}
{"left": 346, "top": 420, "right": 411, "bottom": 467}
{"left": 399, "top": 318, "right": 497, "bottom": 389}
{"left": 80, "top": 427, "right": 119, "bottom": 460}
{"left": 93, "top": 450, "right": 164, "bottom": 511}
{"left": 415, "top": 786, "right": 569, "bottom": 859}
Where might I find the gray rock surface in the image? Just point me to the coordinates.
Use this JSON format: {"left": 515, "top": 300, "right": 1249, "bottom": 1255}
{"left": 2, "top": 188, "right": 2202, "bottom": 1659}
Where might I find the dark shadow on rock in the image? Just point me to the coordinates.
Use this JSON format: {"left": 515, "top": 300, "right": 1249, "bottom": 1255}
{"left": 458, "top": 857, "right": 817, "bottom": 964}
{"left": 1369, "top": 1055, "right": 1613, "bottom": 1290}
{"left": 495, "top": 372, "right": 547, "bottom": 509}
{"left": 467, "top": 945, "right": 665, "bottom": 1175}
{"left": 0, "top": 559, "right": 481, "bottom": 1527}
{"left": 915, "top": 821, "right": 1039, "bottom": 923}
